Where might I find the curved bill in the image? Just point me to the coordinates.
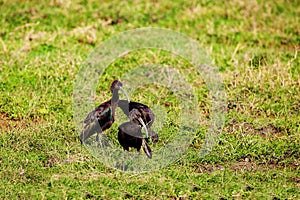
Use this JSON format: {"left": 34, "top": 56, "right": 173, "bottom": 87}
{"left": 137, "top": 117, "right": 149, "bottom": 138}
{"left": 142, "top": 139, "right": 152, "bottom": 158}
{"left": 120, "top": 87, "right": 130, "bottom": 103}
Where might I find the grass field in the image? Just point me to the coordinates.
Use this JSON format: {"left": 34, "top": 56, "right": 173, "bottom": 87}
{"left": 0, "top": 0, "right": 299, "bottom": 199}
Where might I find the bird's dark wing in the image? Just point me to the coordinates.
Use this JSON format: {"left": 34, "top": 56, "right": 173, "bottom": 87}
{"left": 118, "top": 122, "right": 143, "bottom": 151}
{"left": 80, "top": 100, "right": 112, "bottom": 142}
{"left": 130, "top": 102, "right": 155, "bottom": 124}
{"left": 128, "top": 101, "right": 149, "bottom": 110}
{"left": 118, "top": 122, "right": 142, "bottom": 135}
{"left": 118, "top": 100, "right": 150, "bottom": 115}
{"left": 118, "top": 100, "right": 155, "bottom": 126}
{"left": 85, "top": 100, "right": 112, "bottom": 125}
{"left": 140, "top": 107, "right": 155, "bottom": 126}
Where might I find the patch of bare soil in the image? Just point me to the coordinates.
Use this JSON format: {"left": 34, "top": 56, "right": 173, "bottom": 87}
{"left": 231, "top": 159, "right": 300, "bottom": 172}
{"left": 0, "top": 114, "right": 10, "bottom": 130}
{"left": 195, "top": 163, "right": 225, "bottom": 173}
{"left": 0, "top": 112, "right": 39, "bottom": 132}
{"left": 0, "top": 112, "right": 23, "bottom": 131}
{"left": 225, "top": 119, "right": 283, "bottom": 138}
{"left": 231, "top": 161, "right": 256, "bottom": 171}
{"left": 193, "top": 159, "right": 299, "bottom": 174}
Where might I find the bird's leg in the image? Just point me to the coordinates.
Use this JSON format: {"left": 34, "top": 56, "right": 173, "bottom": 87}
{"left": 96, "top": 133, "right": 99, "bottom": 142}
{"left": 95, "top": 130, "right": 103, "bottom": 148}
{"left": 122, "top": 150, "right": 126, "bottom": 171}
{"left": 95, "top": 133, "right": 100, "bottom": 148}
{"left": 137, "top": 117, "right": 149, "bottom": 138}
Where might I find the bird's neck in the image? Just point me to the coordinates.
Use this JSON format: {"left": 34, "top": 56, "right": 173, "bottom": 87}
{"left": 111, "top": 89, "right": 119, "bottom": 103}
{"left": 111, "top": 89, "right": 119, "bottom": 115}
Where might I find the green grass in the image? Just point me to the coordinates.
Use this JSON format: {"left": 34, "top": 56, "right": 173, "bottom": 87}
{"left": 0, "top": 0, "right": 299, "bottom": 199}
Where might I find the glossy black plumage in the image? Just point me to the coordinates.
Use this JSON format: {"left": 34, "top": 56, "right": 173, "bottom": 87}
{"left": 118, "top": 121, "right": 152, "bottom": 158}
{"left": 79, "top": 80, "right": 128, "bottom": 143}
{"left": 118, "top": 100, "right": 158, "bottom": 143}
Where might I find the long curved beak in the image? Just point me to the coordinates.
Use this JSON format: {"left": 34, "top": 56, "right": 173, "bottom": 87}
{"left": 138, "top": 117, "right": 149, "bottom": 138}
{"left": 142, "top": 139, "right": 152, "bottom": 158}
{"left": 120, "top": 87, "right": 130, "bottom": 103}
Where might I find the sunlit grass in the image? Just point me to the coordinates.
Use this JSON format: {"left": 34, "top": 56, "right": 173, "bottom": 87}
{"left": 0, "top": 0, "right": 299, "bottom": 199}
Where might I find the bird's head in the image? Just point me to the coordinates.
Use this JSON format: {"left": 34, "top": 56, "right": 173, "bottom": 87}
{"left": 110, "top": 80, "right": 123, "bottom": 92}
{"left": 110, "top": 80, "right": 130, "bottom": 102}
{"left": 150, "top": 130, "right": 159, "bottom": 144}
{"left": 129, "top": 108, "right": 142, "bottom": 119}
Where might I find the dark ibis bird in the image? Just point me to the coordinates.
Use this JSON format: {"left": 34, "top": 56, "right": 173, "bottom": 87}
{"left": 118, "top": 100, "right": 158, "bottom": 143}
{"left": 118, "top": 121, "right": 152, "bottom": 158}
{"left": 79, "top": 80, "right": 129, "bottom": 144}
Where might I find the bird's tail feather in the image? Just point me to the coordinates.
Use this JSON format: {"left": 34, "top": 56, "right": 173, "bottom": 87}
{"left": 79, "top": 121, "right": 98, "bottom": 143}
